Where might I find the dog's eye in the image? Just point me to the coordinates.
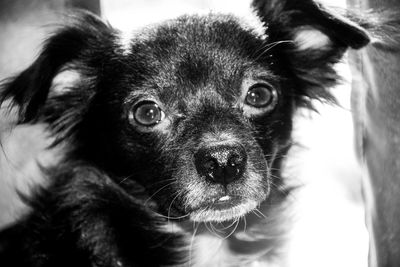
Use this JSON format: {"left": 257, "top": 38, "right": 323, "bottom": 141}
{"left": 245, "top": 84, "right": 276, "bottom": 108}
{"left": 131, "top": 101, "right": 165, "bottom": 126}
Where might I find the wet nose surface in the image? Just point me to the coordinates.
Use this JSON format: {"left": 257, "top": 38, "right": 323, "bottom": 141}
{"left": 194, "top": 144, "right": 247, "bottom": 185}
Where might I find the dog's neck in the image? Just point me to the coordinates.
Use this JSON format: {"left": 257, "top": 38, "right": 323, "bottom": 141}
{"left": 190, "top": 233, "right": 286, "bottom": 267}
{"left": 161, "top": 194, "right": 289, "bottom": 267}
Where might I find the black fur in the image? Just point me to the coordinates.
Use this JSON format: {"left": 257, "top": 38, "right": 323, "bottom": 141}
{"left": 0, "top": 1, "right": 369, "bottom": 266}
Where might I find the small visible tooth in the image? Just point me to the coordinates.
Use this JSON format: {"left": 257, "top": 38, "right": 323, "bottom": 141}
{"left": 219, "top": 196, "right": 231, "bottom": 201}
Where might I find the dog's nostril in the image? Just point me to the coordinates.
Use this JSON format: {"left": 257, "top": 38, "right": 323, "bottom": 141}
{"left": 194, "top": 144, "right": 247, "bottom": 185}
{"left": 204, "top": 159, "right": 217, "bottom": 171}
{"left": 203, "top": 158, "right": 218, "bottom": 180}
{"left": 228, "top": 154, "right": 241, "bottom": 168}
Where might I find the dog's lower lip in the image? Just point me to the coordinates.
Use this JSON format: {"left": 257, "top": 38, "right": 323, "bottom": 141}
{"left": 211, "top": 195, "right": 242, "bottom": 210}
{"left": 190, "top": 197, "right": 259, "bottom": 222}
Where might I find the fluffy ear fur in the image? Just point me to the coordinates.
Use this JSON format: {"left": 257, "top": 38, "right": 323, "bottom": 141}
{"left": 252, "top": 0, "right": 370, "bottom": 105}
{"left": 0, "top": 11, "right": 116, "bottom": 124}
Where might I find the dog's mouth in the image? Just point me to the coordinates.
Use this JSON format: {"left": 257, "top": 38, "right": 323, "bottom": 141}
{"left": 189, "top": 195, "right": 259, "bottom": 222}
{"left": 212, "top": 195, "right": 242, "bottom": 209}
{"left": 168, "top": 140, "right": 270, "bottom": 223}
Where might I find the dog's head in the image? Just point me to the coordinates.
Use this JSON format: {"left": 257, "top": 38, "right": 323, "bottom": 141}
{"left": 1, "top": 1, "right": 369, "bottom": 222}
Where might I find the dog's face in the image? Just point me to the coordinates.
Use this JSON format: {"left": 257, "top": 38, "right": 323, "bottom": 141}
{"left": 115, "top": 15, "right": 294, "bottom": 222}
{"left": 1, "top": 1, "right": 369, "bottom": 223}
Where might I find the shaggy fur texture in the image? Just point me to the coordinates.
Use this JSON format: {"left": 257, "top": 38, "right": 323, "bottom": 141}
{"left": 0, "top": 0, "right": 370, "bottom": 266}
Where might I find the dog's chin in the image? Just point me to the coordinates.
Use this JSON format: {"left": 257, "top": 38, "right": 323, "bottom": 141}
{"left": 189, "top": 196, "right": 259, "bottom": 223}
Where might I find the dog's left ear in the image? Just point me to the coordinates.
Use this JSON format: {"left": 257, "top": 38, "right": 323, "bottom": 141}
{"left": 252, "top": 0, "right": 370, "bottom": 103}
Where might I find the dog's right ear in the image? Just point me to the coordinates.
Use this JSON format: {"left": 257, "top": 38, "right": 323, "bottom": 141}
{"left": 252, "top": 0, "right": 370, "bottom": 105}
{"left": 0, "top": 11, "right": 116, "bottom": 123}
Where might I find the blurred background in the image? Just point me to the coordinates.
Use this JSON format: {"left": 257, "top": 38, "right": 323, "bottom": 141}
{"left": 0, "top": 0, "right": 368, "bottom": 266}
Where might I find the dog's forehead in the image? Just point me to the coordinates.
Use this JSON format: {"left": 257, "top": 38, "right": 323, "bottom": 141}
{"left": 126, "top": 14, "right": 270, "bottom": 104}
{"left": 130, "top": 13, "right": 268, "bottom": 52}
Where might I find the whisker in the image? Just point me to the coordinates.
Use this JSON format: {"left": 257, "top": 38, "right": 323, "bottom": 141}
{"left": 189, "top": 222, "right": 200, "bottom": 267}
{"left": 167, "top": 190, "right": 186, "bottom": 223}
{"left": 215, "top": 220, "right": 237, "bottom": 231}
{"left": 148, "top": 178, "right": 177, "bottom": 187}
{"left": 222, "top": 218, "right": 240, "bottom": 240}
{"left": 242, "top": 216, "right": 247, "bottom": 234}
{"left": 254, "top": 208, "right": 268, "bottom": 219}
{"left": 153, "top": 211, "right": 190, "bottom": 220}
{"left": 118, "top": 176, "right": 131, "bottom": 185}
{"left": 205, "top": 221, "right": 220, "bottom": 237}
{"left": 253, "top": 40, "right": 294, "bottom": 61}
{"left": 144, "top": 181, "right": 177, "bottom": 206}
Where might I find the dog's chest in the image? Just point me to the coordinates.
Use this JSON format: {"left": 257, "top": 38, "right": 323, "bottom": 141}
{"left": 190, "top": 233, "right": 279, "bottom": 267}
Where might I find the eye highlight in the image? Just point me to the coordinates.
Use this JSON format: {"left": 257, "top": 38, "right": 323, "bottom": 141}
{"left": 245, "top": 84, "right": 275, "bottom": 108}
{"left": 129, "top": 101, "right": 165, "bottom": 127}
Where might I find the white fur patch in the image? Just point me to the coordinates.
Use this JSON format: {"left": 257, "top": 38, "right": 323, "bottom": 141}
{"left": 160, "top": 222, "right": 185, "bottom": 234}
{"left": 294, "top": 28, "right": 331, "bottom": 50}
{"left": 236, "top": 9, "right": 268, "bottom": 40}
{"left": 200, "top": 132, "right": 240, "bottom": 145}
{"left": 50, "top": 69, "right": 82, "bottom": 95}
{"left": 118, "top": 30, "right": 133, "bottom": 55}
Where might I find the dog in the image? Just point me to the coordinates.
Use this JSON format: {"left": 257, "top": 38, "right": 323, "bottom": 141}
{"left": 0, "top": 0, "right": 370, "bottom": 266}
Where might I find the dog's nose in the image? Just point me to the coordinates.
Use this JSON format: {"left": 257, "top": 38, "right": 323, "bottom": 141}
{"left": 194, "top": 144, "right": 247, "bottom": 185}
